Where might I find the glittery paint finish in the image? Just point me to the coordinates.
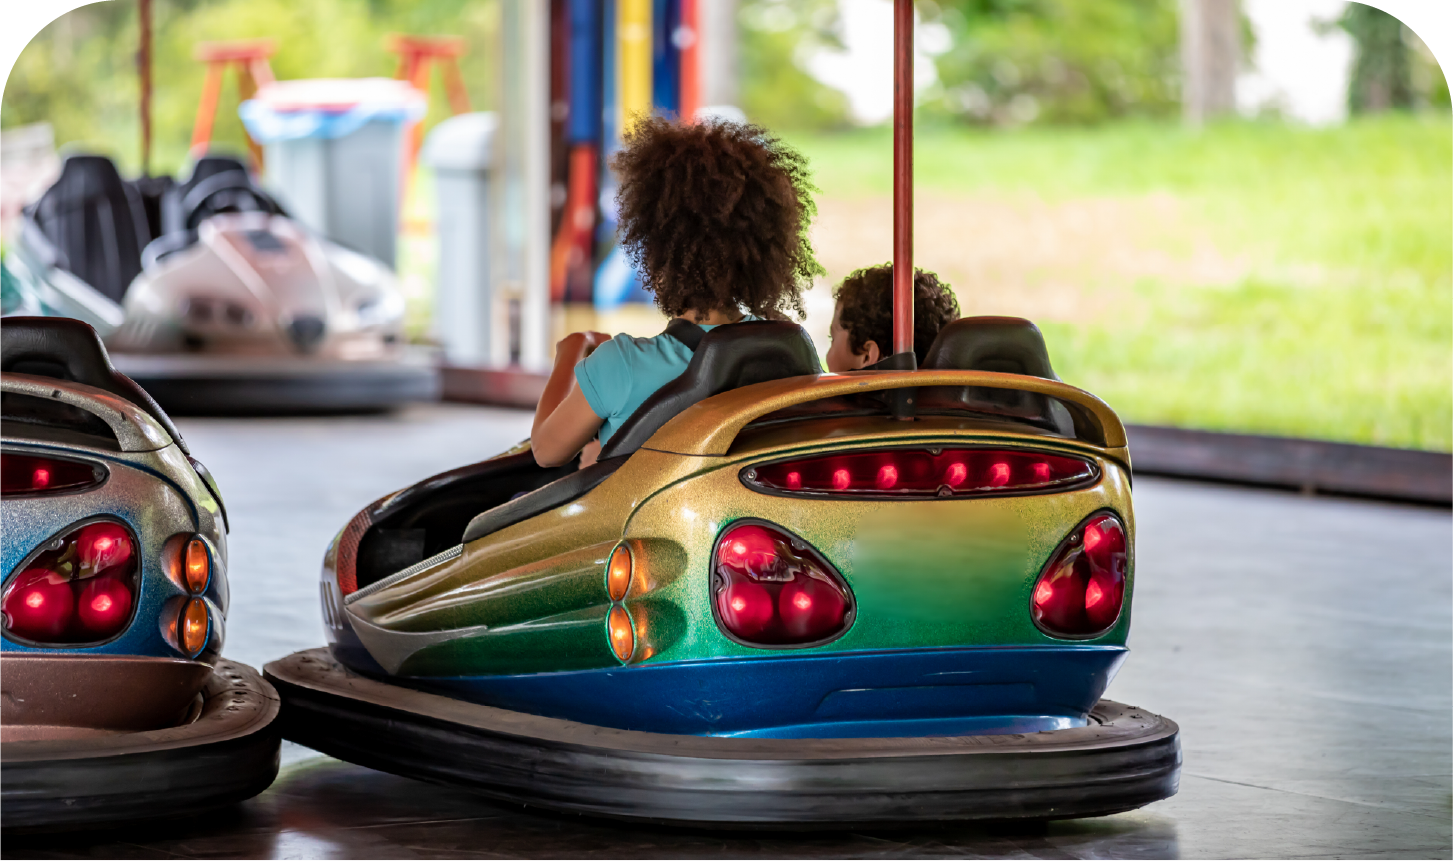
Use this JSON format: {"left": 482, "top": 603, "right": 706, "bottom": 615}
{"left": 342, "top": 411, "right": 1132, "bottom": 677}
{"left": 1, "top": 434, "right": 227, "bottom": 661}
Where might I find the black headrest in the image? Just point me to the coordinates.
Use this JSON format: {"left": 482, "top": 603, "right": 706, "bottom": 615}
{"left": 598, "top": 321, "right": 822, "bottom": 459}
{"left": 185, "top": 155, "right": 251, "bottom": 190}
{"left": 31, "top": 155, "right": 150, "bottom": 303}
{"left": 921, "top": 316, "right": 1058, "bottom": 379}
{"left": 0, "top": 317, "right": 188, "bottom": 454}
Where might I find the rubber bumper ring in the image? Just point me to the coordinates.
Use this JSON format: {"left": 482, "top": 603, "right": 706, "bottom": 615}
{"left": 2, "top": 659, "right": 282, "bottom": 832}
{"left": 266, "top": 648, "right": 1181, "bottom": 828}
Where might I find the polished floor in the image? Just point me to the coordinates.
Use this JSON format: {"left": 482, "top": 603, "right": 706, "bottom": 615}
{"left": 12, "top": 404, "right": 1451, "bottom": 859}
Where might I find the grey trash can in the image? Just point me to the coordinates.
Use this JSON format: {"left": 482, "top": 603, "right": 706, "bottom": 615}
{"left": 422, "top": 112, "right": 498, "bottom": 366}
{"left": 241, "top": 78, "right": 425, "bottom": 269}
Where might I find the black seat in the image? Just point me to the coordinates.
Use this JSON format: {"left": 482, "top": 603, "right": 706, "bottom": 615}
{"left": 919, "top": 316, "right": 1074, "bottom": 436}
{"left": 149, "top": 154, "right": 280, "bottom": 266}
{"left": 1, "top": 317, "right": 188, "bottom": 454}
{"left": 921, "top": 316, "right": 1059, "bottom": 378}
{"left": 27, "top": 155, "right": 150, "bottom": 303}
{"left": 599, "top": 320, "right": 822, "bottom": 459}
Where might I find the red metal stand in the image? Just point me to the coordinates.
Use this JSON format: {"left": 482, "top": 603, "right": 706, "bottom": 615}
{"left": 388, "top": 34, "right": 472, "bottom": 184}
{"left": 189, "top": 40, "right": 276, "bottom": 167}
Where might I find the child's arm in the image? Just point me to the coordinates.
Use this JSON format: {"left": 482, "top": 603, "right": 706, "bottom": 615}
{"left": 531, "top": 331, "right": 610, "bottom": 468}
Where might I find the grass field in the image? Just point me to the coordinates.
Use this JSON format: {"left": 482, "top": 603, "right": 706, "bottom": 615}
{"left": 783, "top": 116, "right": 1452, "bottom": 451}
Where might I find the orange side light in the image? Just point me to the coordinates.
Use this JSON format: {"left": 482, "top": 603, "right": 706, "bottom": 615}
{"left": 180, "top": 598, "right": 209, "bottom": 656}
{"left": 184, "top": 538, "right": 210, "bottom": 594}
{"left": 606, "top": 545, "right": 632, "bottom": 602}
{"left": 607, "top": 605, "right": 635, "bottom": 663}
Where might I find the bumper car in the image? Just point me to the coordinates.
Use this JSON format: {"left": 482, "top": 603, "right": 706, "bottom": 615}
{"left": 266, "top": 316, "right": 1180, "bottom": 826}
{"left": 12, "top": 153, "right": 438, "bottom": 414}
{"left": 1, "top": 317, "right": 280, "bottom": 830}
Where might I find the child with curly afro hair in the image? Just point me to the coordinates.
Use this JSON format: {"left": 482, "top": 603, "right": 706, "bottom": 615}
{"left": 825, "top": 264, "right": 960, "bottom": 372}
{"left": 532, "top": 117, "right": 823, "bottom": 467}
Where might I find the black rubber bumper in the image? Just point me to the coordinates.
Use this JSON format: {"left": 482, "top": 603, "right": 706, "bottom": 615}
{"left": 2, "top": 659, "right": 282, "bottom": 831}
{"left": 110, "top": 351, "right": 440, "bottom": 415}
{"left": 266, "top": 648, "right": 1181, "bottom": 827}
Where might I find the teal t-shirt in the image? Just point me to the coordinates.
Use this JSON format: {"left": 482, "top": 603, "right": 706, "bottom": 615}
{"left": 575, "top": 317, "right": 764, "bottom": 444}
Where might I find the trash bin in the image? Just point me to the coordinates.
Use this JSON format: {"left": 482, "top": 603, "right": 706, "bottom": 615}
{"left": 240, "top": 78, "right": 425, "bottom": 269}
{"left": 421, "top": 112, "right": 498, "bottom": 366}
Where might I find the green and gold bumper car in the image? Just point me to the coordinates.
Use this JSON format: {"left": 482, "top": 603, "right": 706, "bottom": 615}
{"left": 267, "top": 316, "right": 1180, "bottom": 826}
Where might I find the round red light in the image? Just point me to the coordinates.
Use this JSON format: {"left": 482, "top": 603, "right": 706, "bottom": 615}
{"left": 778, "top": 577, "right": 849, "bottom": 640}
{"left": 718, "top": 581, "right": 774, "bottom": 637}
{"left": 832, "top": 469, "right": 851, "bottom": 490}
{"left": 77, "top": 522, "right": 133, "bottom": 575}
{"left": 1032, "top": 462, "right": 1051, "bottom": 482}
{"left": 876, "top": 464, "right": 898, "bottom": 490}
{"left": 785, "top": 471, "right": 802, "bottom": 490}
{"left": 988, "top": 462, "right": 1011, "bottom": 487}
{"left": 943, "top": 462, "right": 968, "bottom": 487}
{"left": 717, "top": 524, "right": 779, "bottom": 575}
{"left": 78, "top": 575, "right": 133, "bottom": 637}
{"left": 3, "top": 569, "right": 75, "bottom": 641}
{"left": 33, "top": 468, "right": 51, "bottom": 488}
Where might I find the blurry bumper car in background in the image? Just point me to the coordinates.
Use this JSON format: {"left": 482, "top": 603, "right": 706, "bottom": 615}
{"left": 9, "top": 154, "right": 437, "bottom": 414}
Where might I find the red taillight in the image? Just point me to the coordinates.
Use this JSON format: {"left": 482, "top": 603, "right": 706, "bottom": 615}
{"left": 712, "top": 521, "right": 853, "bottom": 647}
{"left": 1, "top": 453, "right": 104, "bottom": 496}
{"left": 1031, "top": 512, "right": 1129, "bottom": 638}
{"left": 2, "top": 519, "right": 139, "bottom": 644}
{"left": 745, "top": 449, "right": 1096, "bottom": 498}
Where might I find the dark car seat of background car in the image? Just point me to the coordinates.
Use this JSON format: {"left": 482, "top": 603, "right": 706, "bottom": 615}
{"left": 919, "top": 316, "right": 1076, "bottom": 437}
{"left": 462, "top": 321, "right": 822, "bottom": 543}
{"left": 29, "top": 155, "right": 151, "bottom": 304}
{"left": 1, "top": 316, "right": 188, "bottom": 454}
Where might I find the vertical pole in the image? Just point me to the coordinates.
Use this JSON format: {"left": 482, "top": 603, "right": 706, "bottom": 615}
{"left": 892, "top": 0, "right": 913, "bottom": 359}
{"left": 138, "top": 0, "right": 152, "bottom": 176}
{"left": 521, "top": 0, "right": 553, "bottom": 370}
{"left": 190, "top": 62, "right": 223, "bottom": 158}
{"left": 679, "top": 0, "right": 700, "bottom": 121}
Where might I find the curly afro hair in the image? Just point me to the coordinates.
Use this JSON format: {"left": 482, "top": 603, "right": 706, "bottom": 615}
{"left": 833, "top": 264, "right": 961, "bottom": 364}
{"left": 611, "top": 116, "right": 823, "bottom": 321}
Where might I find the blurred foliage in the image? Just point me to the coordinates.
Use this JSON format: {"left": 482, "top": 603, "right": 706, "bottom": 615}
{"left": 738, "top": 0, "right": 852, "bottom": 130}
{"left": 1339, "top": 4, "right": 1411, "bottom": 113}
{"left": 786, "top": 115, "right": 1452, "bottom": 449}
{"left": 2, "top": 0, "right": 499, "bottom": 175}
{"left": 922, "top": 0, "right": 1181, "bottom": 126}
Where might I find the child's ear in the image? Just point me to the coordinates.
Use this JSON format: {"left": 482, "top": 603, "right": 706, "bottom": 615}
{"left": 861, "top": 340, "right": 882, "bottom": 367}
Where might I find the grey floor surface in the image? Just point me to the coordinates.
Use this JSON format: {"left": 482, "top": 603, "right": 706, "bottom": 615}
{"left": 10, "top": 404, "right": 1451, "bottom": 859}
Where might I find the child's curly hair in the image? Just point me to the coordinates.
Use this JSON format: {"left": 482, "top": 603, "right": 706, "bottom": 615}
{"left": 611, "top": 117, "right": 823, "bottom": 321}
{"left": 834, "top": 264, "right": 961, "bottom": 364}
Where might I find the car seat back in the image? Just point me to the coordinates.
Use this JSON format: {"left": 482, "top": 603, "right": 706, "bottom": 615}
{"left": 0, "top": 316, "right": 188, "bottom": 454}
{"left": 162, "top": 153, "right": 263, "bottom": 236}
{"left": 28, "top": 155, "right": 151, "bottom": 303}
{"left": 921, "top": 316, "right": 1059, "bottom": 379}
{"left": 919, "top": 316, "right": 1074, "bottom": 436}
{"left": 598, "top": 320, "right": 823, "bottom": 459}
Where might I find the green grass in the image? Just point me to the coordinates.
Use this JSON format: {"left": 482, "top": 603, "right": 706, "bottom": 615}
{"left": 783, "top": 116, "right": 1453, "bottom": 451}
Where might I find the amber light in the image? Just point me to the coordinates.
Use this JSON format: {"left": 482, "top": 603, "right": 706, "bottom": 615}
{"left": 1031, "top": 512, "right": 1129, "bottom": 638}
{"left": 745, "top": 448, "right": 1096, "bottom": 499}
{"left": 607, "top": 605, "right": 635, "bottom": 662}
{"left": 180, "top": 598, "right": 210, "bottom": 656}
{"left": 606, "top": 545, "right": 632, "bottom": 602}
{"left": 184, "top": 538, "right": 211, "bottom": 593}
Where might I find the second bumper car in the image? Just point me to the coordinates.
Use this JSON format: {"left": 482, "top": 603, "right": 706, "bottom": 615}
{"left": 13, "top": 154, "right": 437, "bottom": 414}
{"left": 1, "top": 318, "right": 281, "bottom": 830}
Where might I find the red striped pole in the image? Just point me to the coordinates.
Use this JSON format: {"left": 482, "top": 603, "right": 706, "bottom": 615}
{"left": 892, "top": 0, "right": 914, "bottom": 360}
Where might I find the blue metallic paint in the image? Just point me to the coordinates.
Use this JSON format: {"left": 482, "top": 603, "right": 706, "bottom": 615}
{"left": 383, "top": 645, "right": 1127, "bottom": 738}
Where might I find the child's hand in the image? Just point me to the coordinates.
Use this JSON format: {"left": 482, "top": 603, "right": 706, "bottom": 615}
{"left": 554, "top": 331, "right": 612, "bottom": 366}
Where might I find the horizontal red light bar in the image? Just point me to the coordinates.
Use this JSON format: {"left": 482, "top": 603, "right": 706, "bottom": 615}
{"left": 1, "top": 453, "right": 105, "bottom": 496}
{"left": 743, "top": 448, "right": 1096, "bottom": 498}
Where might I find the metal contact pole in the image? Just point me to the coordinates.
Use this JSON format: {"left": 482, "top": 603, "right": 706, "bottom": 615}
{"left": 892, "top": 0, "right": 913, "bottom": 360}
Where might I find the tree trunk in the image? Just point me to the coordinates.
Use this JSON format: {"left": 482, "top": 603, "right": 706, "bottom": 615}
{"left": 1181, "top": 0, "right": 1240, "bottom": 125}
